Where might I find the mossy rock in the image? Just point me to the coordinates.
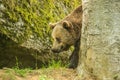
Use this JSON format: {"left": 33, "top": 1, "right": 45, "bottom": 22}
{"left": 0, "top": 0, "right": 81, "bottom": 68}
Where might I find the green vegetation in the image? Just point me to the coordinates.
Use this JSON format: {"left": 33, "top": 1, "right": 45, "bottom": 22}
{"left": 0, "top": 68, "right": 32, "bottom": 80}
{"left": 0, "top": 54, "right": 80, "bottom": 79}
{"left": 47, "top": 60, "right": 65, "bottom": 69}
{"left": 11, "top": 57, "right": 63, "bottom": 77}
{"left": 0, "top": 60, "right": 67, "bottom": 79}
{"left": 0, "top": 0, "right": 81, "bottom": 44}
{"left": 0, "top": 1, "right": 81, "bottom": 80}
{"left": 0, "top": 0, "right": 81, "bottom": 69}
{"left": 13, "top": 68, "right": 32, "bottom": 77}
{"left": 0, "top": 66, "right": 79, "bottom": 80}
{"left": 39, "top": 75, "right": 53, "bottom": 80}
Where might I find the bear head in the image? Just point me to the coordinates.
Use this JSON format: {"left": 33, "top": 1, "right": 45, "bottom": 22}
{"left": 49, "top": 20, "right": 76, "bottom": 53}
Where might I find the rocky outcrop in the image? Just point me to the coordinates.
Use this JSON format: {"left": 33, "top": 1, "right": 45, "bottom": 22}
{"left": 0, "top": 0, "right": 81, "bottom": 68}
{"left": 0, "top": 33, "right": 69, "bottom": 68}
{"left": 78, "top": 0, "right": 120, "bottom": 80}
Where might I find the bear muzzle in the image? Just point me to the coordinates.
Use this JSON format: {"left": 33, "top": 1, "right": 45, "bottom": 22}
{"left": 51, "top": 46, "right": 63, "bottom": 53}
{"left": 51, "top": 44, "right": 70, "bottom": 53}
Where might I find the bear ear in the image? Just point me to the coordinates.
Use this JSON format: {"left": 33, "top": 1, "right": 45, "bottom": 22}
{"left": 63, "top": 21, "right": 72, "bottom": 30}
{"left": 49, "top": 23, "right": 56, "bottom": 29}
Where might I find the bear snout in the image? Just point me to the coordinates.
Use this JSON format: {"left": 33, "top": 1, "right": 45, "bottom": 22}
{"left": 51, "top": 44, "right": 70, "bottom": 53}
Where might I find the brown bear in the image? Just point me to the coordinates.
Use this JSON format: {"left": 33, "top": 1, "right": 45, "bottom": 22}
{"left": 49, "top": 5, "right": 82, "bottom": 69}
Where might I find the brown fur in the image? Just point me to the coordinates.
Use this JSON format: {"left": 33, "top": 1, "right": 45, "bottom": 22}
{"left": 50, "top": 5, "right": 82, "bottom": 69}
{"left": 63, "top": 5, "right": 82, "bottom": 38}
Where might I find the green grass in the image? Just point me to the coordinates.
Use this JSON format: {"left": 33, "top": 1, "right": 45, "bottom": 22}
{"left": 13, "top": 68, "right": 32, "bottom": 77}
{"left": 39, "top": 75, "right": 54, "bottom": 80}
{"left": 48, "top": 60, "right": 63, "bottom": 68}
{"left": 41, "top": 59, "right": 67, "bottom": 69}
{"left": 11, "top": 56, "right": 33, "bottom": 77}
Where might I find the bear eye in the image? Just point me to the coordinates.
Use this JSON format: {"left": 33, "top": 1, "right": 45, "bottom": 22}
{"left": 56, "top": 37, "right": 61, "bottom": 43}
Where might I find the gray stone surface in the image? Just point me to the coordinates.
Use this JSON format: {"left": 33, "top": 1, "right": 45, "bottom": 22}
{"left": 78, "top": 0, "right": 120, "bottom": 80}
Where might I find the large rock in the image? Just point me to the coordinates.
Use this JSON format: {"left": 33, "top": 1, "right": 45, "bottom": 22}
{"left": 0, "top": 0, "right": 81, "bottom": 69}
{"left": 78, "top": 0, "right": 120, "bottom": 80}
{"left": 0, "top": 33, "right": 70, "bottom": 68}
{"left": 0, "top": 0, "right": 81, "bottom": 68}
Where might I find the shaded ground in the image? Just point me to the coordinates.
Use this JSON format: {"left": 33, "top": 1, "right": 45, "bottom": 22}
{"left": 0, "top": 68, "right": 81, "bottom": 80}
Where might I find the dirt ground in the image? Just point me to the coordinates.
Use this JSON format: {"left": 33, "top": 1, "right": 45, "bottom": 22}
{"left": 0, "top": 68, "right": 81, "bottom": 80}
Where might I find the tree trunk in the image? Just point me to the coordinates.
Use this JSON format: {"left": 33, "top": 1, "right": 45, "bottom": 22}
{"left": 78, "top": 0, "right": 120, "bottom": 80}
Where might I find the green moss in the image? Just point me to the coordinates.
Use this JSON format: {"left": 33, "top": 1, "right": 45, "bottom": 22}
{"left": 0, "top": 0, "right": 81, "bottom": 44}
